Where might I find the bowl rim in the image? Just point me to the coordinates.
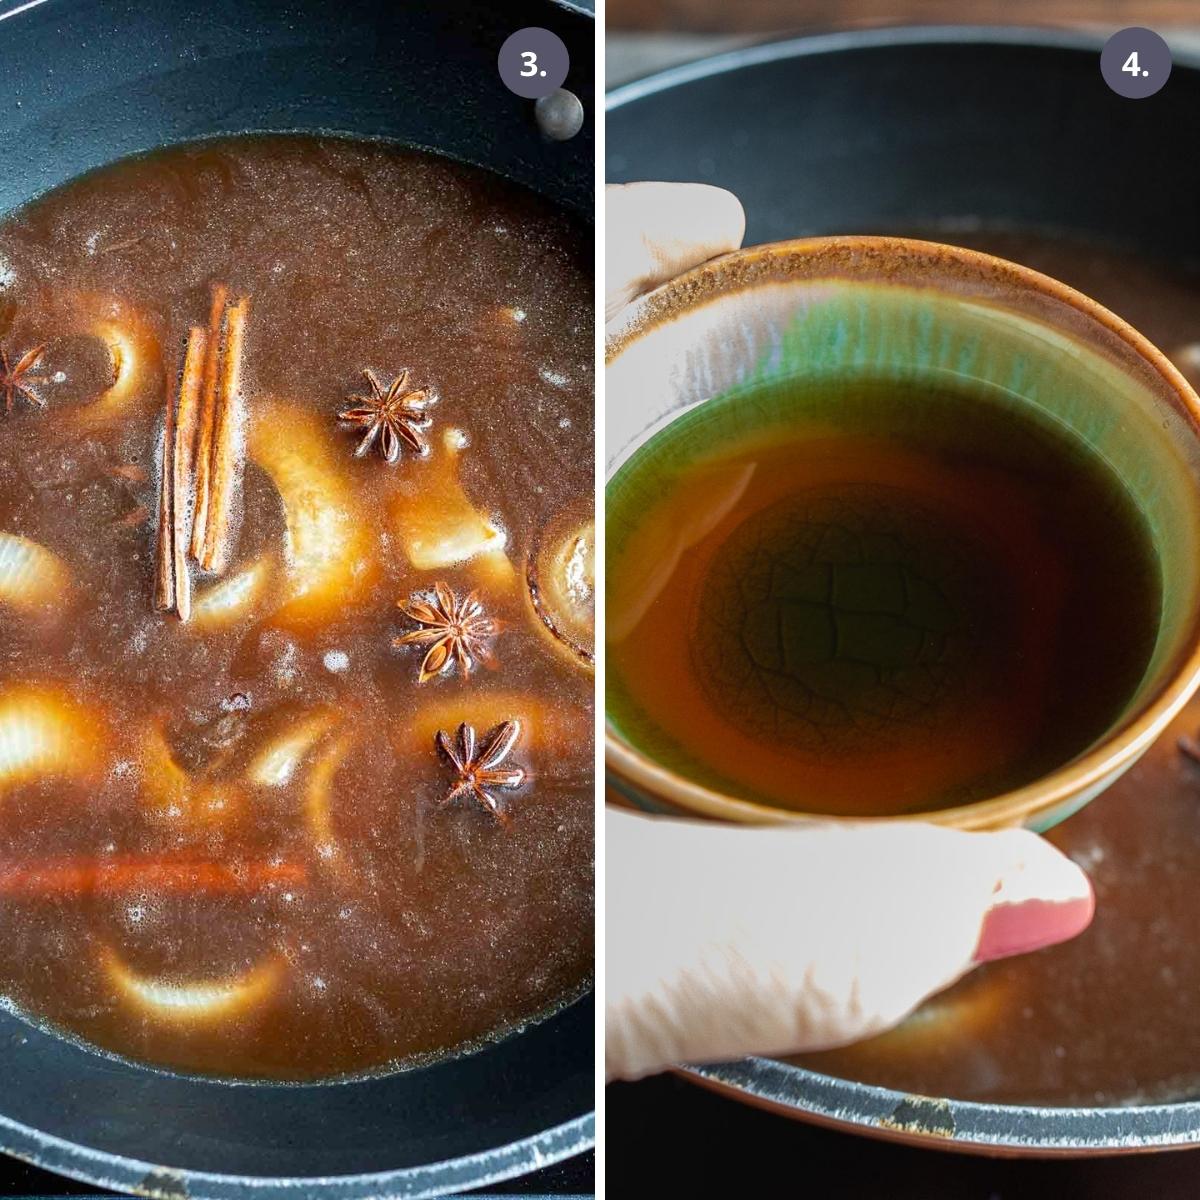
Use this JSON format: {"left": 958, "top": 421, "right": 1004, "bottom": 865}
{"left": 605, "top": 233, "right": 1200, "bottom": 829}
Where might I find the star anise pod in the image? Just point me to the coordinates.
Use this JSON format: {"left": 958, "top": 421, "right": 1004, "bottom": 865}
{"left": 338, "top": 367, "right": 432, "bottom": 463}
{"left": 0, "top": 344, "right": 47, "bottom": 413}
{"left": 394, "top": 582, "right": 502, "bottom": 683}
{"left": 435, "top": 721, "right": 526, "bottom": 824}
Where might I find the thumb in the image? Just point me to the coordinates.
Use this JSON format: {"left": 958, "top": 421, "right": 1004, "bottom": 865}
{"left": 605, "top": 182, "right": 745, "bottom": 321}
{"left": 605, "top": 812, "right": 1093, "bottom": 1081}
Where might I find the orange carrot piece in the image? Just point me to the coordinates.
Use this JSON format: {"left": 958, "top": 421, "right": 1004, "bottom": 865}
{"left": 0, "top": 858, "right": 305, "bottom": 897}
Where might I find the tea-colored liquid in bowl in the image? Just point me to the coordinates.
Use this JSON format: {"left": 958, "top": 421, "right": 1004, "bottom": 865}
{"left": 607, "top": 377, "right": 1160, "bottom": 816}
{"left": 0, "top": 136, "right": 593, "bottom": 1079}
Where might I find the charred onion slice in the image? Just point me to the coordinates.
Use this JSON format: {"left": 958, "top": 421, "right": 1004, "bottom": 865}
{"left": 525, "top": 504, "right": 595, "bottom": 669}
{"left": 191, "top": 555, "right": 273, "bottom": 628}
{"left": 390, "top": 428, "right": 511, "bottom": 575}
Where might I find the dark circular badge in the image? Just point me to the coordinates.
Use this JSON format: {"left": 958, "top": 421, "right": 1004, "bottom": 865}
{"left": 498, "top": 27, "right": 570, "bottom": 100}
{"left": 1101, "top": 27, "right": 1172, "bottom": 99}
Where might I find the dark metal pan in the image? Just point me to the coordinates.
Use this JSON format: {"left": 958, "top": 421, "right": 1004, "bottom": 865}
{"left": 0, "top": 0, "right": 593, "bottom": 1194}
{"left": 607, "top": 26, "right": 1200, "bottom": 1155}
{"left": 607, "top": 25, "right": 1200, "bottom": 262}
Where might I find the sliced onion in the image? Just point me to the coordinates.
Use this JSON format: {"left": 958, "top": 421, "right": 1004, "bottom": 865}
{"left": 391, "top": 428, "right": 511, "bottom": 573}
{"left": 101, "top": 946, "right": 282, "bottom": 1021}
{"left": 250, "top": 401, "right": 377, "bottom": 626}
{"left": 247, "top": 709, "right": 338, "bottom": 788}
{"left": 0, "top": 533, "right": 70, "bottom": 614}
{"left": 525, "top": 505, "right": 595, "bottom": 668}
{"left": 0, "top": 685, "right": 101, "bottom": 792}
{"left": 404, "top": 691, "right": 588, "bottom": 759}
{"left": 191, "top": 556, "right": 271, "bottom": 628}
{"left": 305, "top": 732, "right": 353, "bottom": 855}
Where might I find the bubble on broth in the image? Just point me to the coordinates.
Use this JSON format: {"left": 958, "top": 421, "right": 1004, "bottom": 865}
{"left": 322, "top": 649, "right": 349, "bottom": 673}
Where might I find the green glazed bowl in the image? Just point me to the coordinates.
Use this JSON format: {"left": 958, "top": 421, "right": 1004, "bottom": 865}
{"left": 606, "top": 236, "right": 1200, "bottom": 831}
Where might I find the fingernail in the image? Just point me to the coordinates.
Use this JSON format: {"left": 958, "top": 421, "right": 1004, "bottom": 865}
{"left": 973, "top": 849, "right": 1095, "bottom": 964}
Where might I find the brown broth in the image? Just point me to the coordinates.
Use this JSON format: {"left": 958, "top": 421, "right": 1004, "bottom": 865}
{"left": 791, "top": 229, "right": 1200, "bottom": 1106}
{"left": 0, "top": 136, "right": 593, "bottom": 1079}
{"left": 607, "top": 377, "right": 1160, "bottom": 817}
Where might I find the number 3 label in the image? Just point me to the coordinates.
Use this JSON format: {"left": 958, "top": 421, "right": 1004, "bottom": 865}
{"left": 498, "top": 28, "right": 570, "bottom": 99}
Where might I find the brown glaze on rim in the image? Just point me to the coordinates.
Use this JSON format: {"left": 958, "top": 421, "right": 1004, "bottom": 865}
{"left": 605, "top": 236, "right": 1200, "bottom": 830}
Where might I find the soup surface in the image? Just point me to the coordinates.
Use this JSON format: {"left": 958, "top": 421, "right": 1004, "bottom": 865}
{"left": 0, "top": 136, "right": 593, "bottom": 1079}
{"left": 607, "top": 376, "right": 1159, "bottom": 817}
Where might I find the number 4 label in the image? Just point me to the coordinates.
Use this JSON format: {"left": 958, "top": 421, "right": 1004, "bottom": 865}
{"left": 1101, "top": 28, "right": 1170, "bottom": 99}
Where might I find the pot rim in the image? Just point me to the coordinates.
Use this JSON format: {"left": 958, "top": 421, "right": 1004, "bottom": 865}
{"left": 606, "top": 23, "right": 1200, "bottom": 113}
{"left": 0, "top": 1108, "right": 595, "bottom": 1199}
{"left": 681, "top": 1058, "right": 1200, "bottom": 1155}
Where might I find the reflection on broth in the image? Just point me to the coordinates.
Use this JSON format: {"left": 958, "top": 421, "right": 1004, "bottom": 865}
{"left": 0, "top": 135, "right": 593, "bottom": 1080}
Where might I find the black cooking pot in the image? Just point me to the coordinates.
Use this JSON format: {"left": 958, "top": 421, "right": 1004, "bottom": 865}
{"left": 608, "top": 26, "right": 1200, "bottom": 1155}
{"left": 0, "top": 0, "right": 593, "bottom": 1195}
{"left": 608, "top": 25, "right": 1200, "bottom": 264}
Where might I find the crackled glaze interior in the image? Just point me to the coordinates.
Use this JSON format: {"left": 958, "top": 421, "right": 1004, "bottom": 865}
{"left": 607, "top": 374, "right": 1161, "bottom": 817}
{"left": 0, "top": 135, "right": 594, "bottom": 1079}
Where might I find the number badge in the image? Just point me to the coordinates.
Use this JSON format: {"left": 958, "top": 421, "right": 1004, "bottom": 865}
{"left": 1101, "top": 27, "right": 1172, "bottom": 99}
{"left": 498, "top": 27, "right": 570, "bottom": 100}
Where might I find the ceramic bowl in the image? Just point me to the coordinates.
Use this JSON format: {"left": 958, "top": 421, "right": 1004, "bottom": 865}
{"left": 606, "top": 236, "right": 1200, "bottom": 831}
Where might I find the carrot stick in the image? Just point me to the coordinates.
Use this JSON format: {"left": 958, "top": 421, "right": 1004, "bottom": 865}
{"left": 0, "top": 858, "right": 306, "bottom": 897}
{"left": 200, "top": 296, "right": 249, "bottom": 574}
{"left": 190, "top": 284, "right": 229, "bottom": 562}
{"left": 171, "top": 326, "right": 207, "bottom": 623}
{"left": 152, "top": 350, "right": 179, "bottom": 612}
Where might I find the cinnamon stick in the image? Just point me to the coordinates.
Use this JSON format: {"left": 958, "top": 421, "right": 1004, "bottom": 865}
{"left": 171, "top": 325, "right": 207, "bottom": 623}
{"left": 153, "top": 353, "right": 178, "bottom": 612}
{"left": 190, "top": 283, "right": 228, "bottom": 562}
{"left": 0, "top": 857, "right": 306, "bottom": 897}
{"left": 200, "top": 296, "right": 249, "bottom": 573}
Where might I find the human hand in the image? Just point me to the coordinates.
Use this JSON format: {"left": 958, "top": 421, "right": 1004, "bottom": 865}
{"left": 605, "top": 181, "right": 746, "bottom": 321}
{"left": 606, "top": 808, "right": 1093, "bottom": 1081}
